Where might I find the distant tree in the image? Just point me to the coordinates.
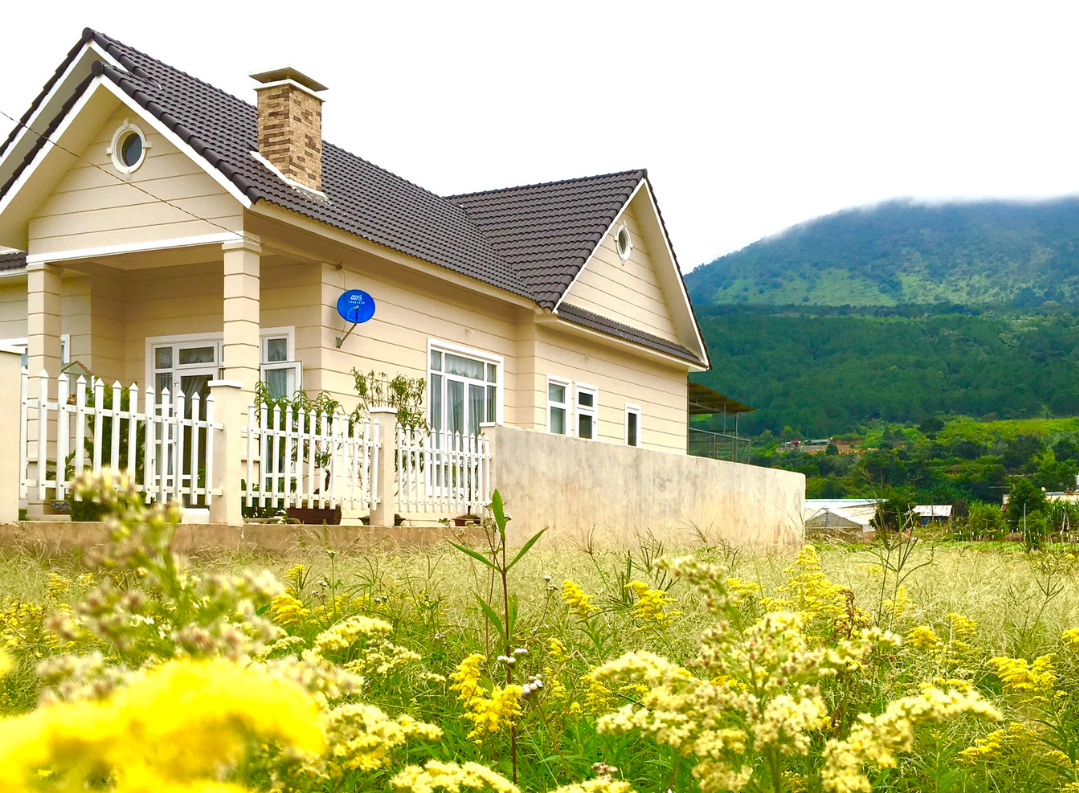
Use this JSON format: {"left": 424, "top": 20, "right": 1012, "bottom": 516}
{"left": 1005, "top": 477, "right": 1047, "bottom": 528}
{"left": 1032, "top": 449, "right": 1079, "bottom": 492}
{"left": 1003, "top": 435, "right": 1043, "bottom": 472}
{"left": 920, "top": 416, "right": 946, "bottom": 435}
{"left": 826, "top": 442, "right": 839, "bottom": 455}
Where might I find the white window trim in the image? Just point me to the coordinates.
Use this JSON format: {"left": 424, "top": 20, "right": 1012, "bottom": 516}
{"left": 575, "top": 382, "right": 599, "bottom": 441}
{"left": 615, "top": 222, "right": 633, "bottom": 262}
{"left": 426, "top": 338, "right": 504, "bottom": 426}
{"left": 144, "top": 327, "right": 296, "bottom": 390}
{"left": 546, "top": 375, "right": 572, "bottom": 435}
{"left": 625, "top": 403, "right": 642, "bottom": 447}
{"left": 1, "top": 335, "right": 70, "bottom": 369}
{"left": 107, "top": 119, "right": 151, "bottom": 176}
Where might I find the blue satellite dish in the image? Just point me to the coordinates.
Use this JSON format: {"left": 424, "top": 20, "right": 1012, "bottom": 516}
{"left": 336, "top": 290, "right": 376, "bottom": 324}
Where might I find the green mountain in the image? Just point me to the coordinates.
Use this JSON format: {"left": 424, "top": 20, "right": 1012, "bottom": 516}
{"left": 683, "top": 197, "right": 1079, "bottom": 440}
{"left": 686, "top": 198, "right": 1079, "bottom": 307}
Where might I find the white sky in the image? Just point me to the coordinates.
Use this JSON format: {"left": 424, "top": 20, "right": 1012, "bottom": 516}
{"left": 3, "top": 2, "right": 1079, "bottom": 271}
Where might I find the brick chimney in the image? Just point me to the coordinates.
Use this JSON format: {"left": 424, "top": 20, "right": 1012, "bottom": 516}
{"left": 250, "top": 67, "right": 327, "bottom": 192}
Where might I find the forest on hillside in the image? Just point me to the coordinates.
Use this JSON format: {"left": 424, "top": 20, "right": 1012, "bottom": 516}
{"left": 693, "top": 306, "right": 1079, "bottom": 438}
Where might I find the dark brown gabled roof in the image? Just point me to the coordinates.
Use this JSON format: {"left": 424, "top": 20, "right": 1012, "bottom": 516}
{"left": 0, "top": 251, "right": 26, "bottom": 273}
{"left": 448, "top": 170, "right": 645, "bottom": 309}
{"left": 556, "top": 303, "right": 705, "bottom": 366}
{"left": 0, "top": 29, "right": 707, "bottom": 367}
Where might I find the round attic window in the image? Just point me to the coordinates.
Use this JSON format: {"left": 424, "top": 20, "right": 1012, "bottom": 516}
{"left": 615, "top": 225, "right": 633, "bottom": 261}
{"left": 108, "top": 120, "right": 150, "bottom": 175}
{"left": 120, "top": 132, "right": 142, "bottom": 167}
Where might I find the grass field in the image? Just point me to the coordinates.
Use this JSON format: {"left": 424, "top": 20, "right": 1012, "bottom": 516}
{"left": 1, "top": 477, "right": 1078, "bottom": 792}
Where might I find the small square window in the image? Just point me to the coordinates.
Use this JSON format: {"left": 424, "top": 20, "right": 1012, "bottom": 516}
{"left": 487, "top": 362, "right": 497, "bottom": 383}
{"left": 266, "top": 337, "right": 288, "bottom": 363}
{"left": 155, "top": 347, "right": 172, "bottom": 370}
{"left": 548, "top": 382, "right": 565, "bottom": 403}
{"left": 430, "top": 350, "right": 442, "bottom": 371}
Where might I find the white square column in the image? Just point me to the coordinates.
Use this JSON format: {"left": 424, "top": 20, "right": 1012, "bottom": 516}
{"left": 27, "top": 261, "right": 62, "bottom": 377}
{"left": 221, "top": 234, "right": 261, "bottom": 401}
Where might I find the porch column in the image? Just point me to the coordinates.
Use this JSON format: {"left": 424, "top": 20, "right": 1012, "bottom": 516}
{"left": 27, "top": 261, "right": 62, "bottom": 376}
{"left": 26, "top": 261, "right": 62, "bottom": 518}
{"left": 221, "top": 234, "right": 261, "bottom": 400}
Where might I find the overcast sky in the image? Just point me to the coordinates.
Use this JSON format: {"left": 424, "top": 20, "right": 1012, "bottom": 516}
{"left": 3, "top": 2, "right": 1078, "bottom": 270}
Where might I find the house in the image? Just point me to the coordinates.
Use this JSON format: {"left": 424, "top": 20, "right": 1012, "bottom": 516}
{"left": 804, "top": 499, "right": 879, "bottom": 534}
{"left": 912, "top": 505, "right": 952, "bottom": 525}
{"left": 0, "top": 29, "right": 803, "bottom": 543}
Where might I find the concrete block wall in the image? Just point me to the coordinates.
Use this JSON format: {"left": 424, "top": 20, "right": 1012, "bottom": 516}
{"left": 486, "top": 425, "right": 804, "bottom": 546}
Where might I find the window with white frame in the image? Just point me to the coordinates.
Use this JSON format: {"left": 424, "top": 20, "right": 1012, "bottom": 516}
{"left": 625, "top": 404, "right": 641, "bottom": 447}
{"left": 547, "top": 376, "right": 570, "bottom": 435}
{"left": 576, "top": 383, "right": 598, "bottom": 440}
{"left": 148, "top": 329, "right": 300, "bottom": 409}
{"left": 428, "top": 343, "right": 499, "bottom": 437}
{"left": 260, "top": 333, "right": 302, "bottom": 400}
{"left": 2, "top": 336, "right": 70, "bottom": 370}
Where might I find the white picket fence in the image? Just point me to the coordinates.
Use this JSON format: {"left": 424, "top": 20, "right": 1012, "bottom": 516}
{"left": 241, "top": 403, "right": 380, "bottom": 512}
{"left": 396, "top": 427, "right": 491, "bottom": 516}
{"left": 19, "top": 369, "right": 222, "bottom": 504}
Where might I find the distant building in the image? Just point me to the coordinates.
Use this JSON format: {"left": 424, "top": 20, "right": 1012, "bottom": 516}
{"left": 912, "top": 505, "right": 952, "bottom": 525}
{"left": 805, "top": 499, "right": 879, "bottom": 533}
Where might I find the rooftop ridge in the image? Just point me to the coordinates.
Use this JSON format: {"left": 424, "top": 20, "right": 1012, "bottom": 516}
{"left": 447, "top": 168, "right": 646, "bottom": 200}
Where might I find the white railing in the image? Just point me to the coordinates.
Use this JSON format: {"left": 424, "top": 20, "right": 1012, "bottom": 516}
{"left": 241, "top": 403, "right": 380, "bottom": 513}
{"left": 396, "top": 427, "right": 491, "bottom": 516}
{"left": 19, "top": 369, "right": 222, "bottom": 504}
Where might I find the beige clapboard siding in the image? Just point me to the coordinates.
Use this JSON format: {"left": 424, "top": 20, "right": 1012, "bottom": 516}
{"left": 261, "top": 261, "right": 322, "bottom": 398}
{"left": 531, "top": 324, "right": 687, "bottom": 453}
{"left": 0, "top": 281, "right": 28, "bottom": 341}
{"left": 311, "top": 257, "right": 522, "bottom": 419}
{"left": 562, "top": 202, "right": 680, "bottom": 344}
{"left": 28, "top": 105, "right": 241, "bottom": 256}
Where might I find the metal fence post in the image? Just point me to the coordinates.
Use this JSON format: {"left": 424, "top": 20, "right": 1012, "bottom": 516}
{"left": 0, "top": 346, "right": 22, "bottom": 523}
{"left": 369, "top": 407, "right": 398, "bottom": 527}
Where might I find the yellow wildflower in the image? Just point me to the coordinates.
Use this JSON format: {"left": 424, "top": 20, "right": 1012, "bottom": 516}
{"left": 0, "top": 658, "right": 322, "bottom": 791}
{"left": 1062, "top": 627, "right": 1079, "bottom": 649}
{"left": 563, "top": 580, "right": 597, "bottom": 619}
{"left": 625, "top": 581, "right": 680, "bottom": 628}
{"left": 271, "top": 593, "right": 311, "bottom": 627}
{"left": 0, "top": 650, "right": 11, "bottom": 678}
{"left": 822, "top": 687, "right": 1001, "bottom": 793}
{"left": 45, "top": 573, "right": 69, "bottom": 598}
{"left": 958, "top": 721, "right": 1040, "bottom": 764}
{"left": 449, "top": 653, "right": 486, "bottom": 705}
{"left": 447, "top": 654, "right": 520, "bottom": 741}
{"left": 906, "top": 625, "right": 941, "bottom": 651}
{"left": 548, "top": 637, "right": 567, "bottom": 660}
{"left": 779, "top": 545, "right": 848, "bottom": 626}
{"left": 988, "top": 655, "right": 1056, "bottom": 693}
{"left": 314, "top": 615, "right": 393, "bottom": 657}
{"left": 725, "top": 577, "right": 761, "bottom": 604}
{"left": 464, "top": 684, "right": 523, "bottom": 741}
{"left": 391, "top": 760, "right": 520, "bottom": 793}
{"left": 320, "top": 702, "right": 441, "bottom": 773}
{"left": 882, "top": 587, "right": 914, "bottom": 621}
